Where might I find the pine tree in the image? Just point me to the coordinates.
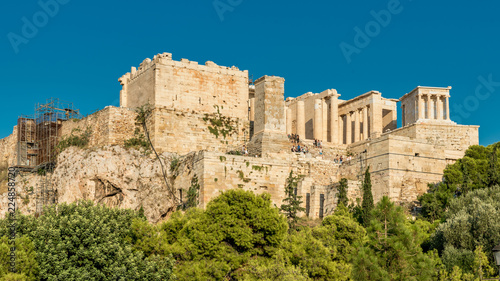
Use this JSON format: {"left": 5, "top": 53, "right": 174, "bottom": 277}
{"left": 361, "top": 167, "right": 374, "bottom": 227}
{"left": 487, "top": 145, "right": 499, "bottom": 187}
{"left": 337, "top": 178, "right": 348, "bottom": 207}
{"left": 461, "top": 162, "right": 470, "bottom": 194}
{"left": 352, "top": 197, "right": 435, "bottom": 280}
{"left": 184, "top": 175, "right": 200, "bottom": 210}
{"left": 281, "top": 171, "right": 305, "bottom": 230}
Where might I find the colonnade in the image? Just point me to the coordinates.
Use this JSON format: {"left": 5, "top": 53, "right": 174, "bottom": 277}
{"left": 417, "top": 93, "right": 450, "bottom": 120}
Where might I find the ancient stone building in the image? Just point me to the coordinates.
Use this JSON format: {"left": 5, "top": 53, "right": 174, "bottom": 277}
{"left": 0, "top": 52, "right": 479, "bottom": 220}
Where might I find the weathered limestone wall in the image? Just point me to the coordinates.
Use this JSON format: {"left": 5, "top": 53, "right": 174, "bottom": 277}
{"left": 198, "top": 151, "right": 346, "bottom": 219}
{"left": 120, "top": 53, "right": 249, "bottom": 121}
{"left": 199, "top": 151, "right": 292, "bottom": 208}
{"left": 60, "top": 106, "right": 137, "bottom": 148}
{"left": 0, "top": 126, "right": 18, "bottom": 166}
{"left": 147, "top": 107, "right": 248, "bottom": 155}
{"left": 388, "top": 123, "right": 479, "bottom": 159}
{"left": 400, "top": 92, "right": 418, "bottom": 127}
{"left": 344, "top": 134, "right": 450, "bottom": 204}
{"left": 123, "top": 63, "right": 156, "bottom": 109}
{"left": 248, "top": 76, "right": 289, "bottom": 156}
{"left": 323, "top": 180, "right": 362, "bottom": 215}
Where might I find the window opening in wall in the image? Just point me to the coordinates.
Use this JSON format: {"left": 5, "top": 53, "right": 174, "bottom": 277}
{"left": 319, "top": 194, "right": 325, "bottom": 219}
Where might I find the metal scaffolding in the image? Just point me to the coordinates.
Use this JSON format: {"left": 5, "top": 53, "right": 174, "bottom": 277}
{"left": 16, "top": 115, "right": 37, "bottom": 168}
{"left": 34, "top": 98, "right": 81, "bottom": 167}
{"left": 16, "top": 98, "right": 82, "bottom": 214}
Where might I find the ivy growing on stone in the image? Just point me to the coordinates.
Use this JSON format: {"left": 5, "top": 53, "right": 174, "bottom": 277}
{"left": 205, "top": 105, "right": 237, "bottom": 139}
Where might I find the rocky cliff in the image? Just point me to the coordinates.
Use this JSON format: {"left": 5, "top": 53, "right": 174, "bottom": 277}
{"left": 0, "top": 146, "right": 199, "bottom": 223}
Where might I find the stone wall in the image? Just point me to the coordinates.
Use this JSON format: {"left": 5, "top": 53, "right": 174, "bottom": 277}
{"left": 60, "top": 106, "right": 137, "bottom": 148}
{"left": 147, "top": 106, "right": 249, "bottom": 155}
{"left": 388, "top": 123, "right": 479, "bottom": 159}
{"left": 199, "top": 151, "right": 292, "bottom": 208}
{"left": 0, "top": 126, "right": 18, "bottom": 166}
{"left": 248, "top": 76, "right": 289, "bottom": 156}
{"left": 120, "top": 53, "right": 249, "bottom": 121}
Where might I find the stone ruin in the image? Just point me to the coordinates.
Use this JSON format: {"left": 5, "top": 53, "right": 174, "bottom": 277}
{"left": 0, "top": 52, "right": 479, "bottom": 219}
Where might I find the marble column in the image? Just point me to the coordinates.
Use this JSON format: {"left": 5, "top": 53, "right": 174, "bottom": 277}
{"left": 296, "top": 100, "right": 305, "bottom": 138}
{"left": 418, "top": 94, "right": 424, "bottom": 120}
{"left": 362, "top": 106, "right": 368, "bottom": 140}
{"left": 314, "top": 99, "right": 323, "bottom": 140}
{"left": 322, "top": 99, "right": 328, "bottom": 143}
{"left": 346, "top": 112, "right": 352, "bottom": 145}
{"left": 436, "top": 96, "right": 443, "bottom": 120}
{"left": 445, "top": 96, "right": 450, "bottom": 120}
{"left": 354, "top": 109, "right": 360, "bottom": 143}
{"left": 286, "top": 107, "right": 292, "bottom": 134}
{"left": 339, "top": 115, "right": 344, "bottom": 144}
{"left": 427, "top": 95, "right": 434, "bottom": 119}
{"left": 330, "top": 96, "right": 339, "bottom": 144}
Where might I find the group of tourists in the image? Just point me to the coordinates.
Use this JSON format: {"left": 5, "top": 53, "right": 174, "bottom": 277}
{"left": 334, "top": 154, "right": 352, "bottom": 164}
{"left": 288, "top": 134, "right": 300, "bottom": 144}
{"left": 314, "top": 139, "right": 323, "bottom": 148}
{"left": 291, "top": 144, "right": 309, "bottom": 153}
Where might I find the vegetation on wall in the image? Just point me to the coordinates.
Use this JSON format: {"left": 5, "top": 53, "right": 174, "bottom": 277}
{"left": 203, "top": 105, "right": 237, "bottom": 140}
{"left": 55, "top": 127, "right": 92, "bottom": 154}
{"left": 280, "top": 171, "right": 305, "bottom": 231}
{"left": 124, "top": 128, "right": 150, "bottom": 152}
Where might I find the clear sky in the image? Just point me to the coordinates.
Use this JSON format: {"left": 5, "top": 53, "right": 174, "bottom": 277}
{"left": 1, "top": 0, "right": 499, "bottom": 145}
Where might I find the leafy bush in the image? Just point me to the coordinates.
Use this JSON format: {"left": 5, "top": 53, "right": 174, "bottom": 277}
{"left": 124, "top": 128, "right": 150, "bottom": 151}
{"left": 430, "top": 186, "right": 500, "bottom": 273}
{"left": 0, "top": 201, "right": 174, "bottom": 281}
{"left": 55, "top": 127, "right": 92, "bottom": 153}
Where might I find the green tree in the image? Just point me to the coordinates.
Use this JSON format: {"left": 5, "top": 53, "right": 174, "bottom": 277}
{"left": 236, "top": 253, "right": 310, "bottom": 281}
{"left": 0, "top": 201, "right": 174, "bottom": 281}
{"left": 0, "top": 273, "right": 29, "bottom": 281}
{"left": 280, "top": 171, "right": 305, "bottom": 230}
{"left": 352, "top": 196, "right": 435, "bottom": 280}
{"left": 165, "top": 189, "right": 288, "bottom": 280}
{"left": 419, "top": 143, "right": 500, "bottom": 221}
{"left": 183, "top": 175, "right": 200, "bottom": 210}
{"left": 430, "top": 186, "right": 500, "bottom": 274}
{"left": 281, "top": 227, "right": 350, "bottom": 280}
{"left": 314, "top": 204, "right": 366, "bottom": 261}
{"left": 0, "top": 236, "right": 38, "bottom": 281}
{"left": 487, "top": 145, "right": 500, "bottom": 187}
{"left": 337, "top": 178, "right": 348, "bottom": 208}
{"left": 361, "top": 167, "right": 374, "bottom": 227}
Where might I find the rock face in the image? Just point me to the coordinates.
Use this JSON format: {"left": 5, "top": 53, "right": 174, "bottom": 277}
{"left": 0, "top": 146, "right": 199, "bottom": 223}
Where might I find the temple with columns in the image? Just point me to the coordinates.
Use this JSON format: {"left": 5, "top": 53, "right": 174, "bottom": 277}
{"left": 115, "top": 52, "right": 479, "bottom": 217}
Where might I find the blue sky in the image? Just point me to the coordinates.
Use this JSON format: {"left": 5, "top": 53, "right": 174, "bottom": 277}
{"left": 1, "top": 0, "right": 499, "bottom": 145}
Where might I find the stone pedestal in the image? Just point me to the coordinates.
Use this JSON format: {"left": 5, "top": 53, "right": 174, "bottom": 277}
{"left": 248, "top": 76, "right": 289, "bottom": 156}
